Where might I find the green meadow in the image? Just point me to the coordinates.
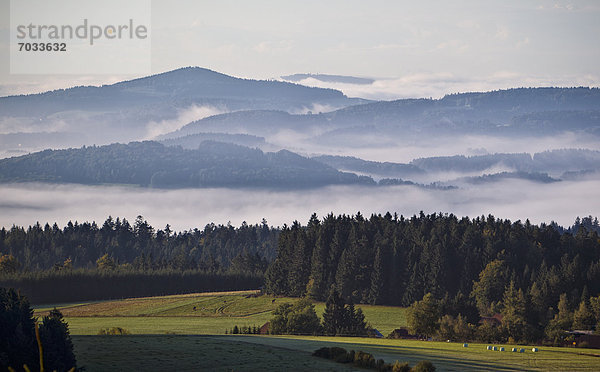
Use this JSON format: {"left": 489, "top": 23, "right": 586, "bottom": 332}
{"left": 36, "top": 290, "right": 407, "bottom": 336}
{"left": 71, "top": 335, "right": 600, "bottom": 371}
{"left": 35, "top": 291, "right": 600, "bottom": 371}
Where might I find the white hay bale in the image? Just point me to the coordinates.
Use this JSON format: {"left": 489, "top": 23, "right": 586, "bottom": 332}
{"left": 487, "top": 345, "right": 492, "bottom": 350}
{"left": 492, "top": 346, "right": 498, "bottom": 351}
{"left": 532, "top": 347, "right": 538, "bottom": 352}
{"left": 511, "top": 347, "right": 517, "bottom": 352}
{"left": 500, "top": 347, "right": 505, "bottom": 351}
{"left": 463, "top": 343, "right": 468, "bottom": 347}
{"left": 520, "top": 348, "right": 525, "bottom": 353}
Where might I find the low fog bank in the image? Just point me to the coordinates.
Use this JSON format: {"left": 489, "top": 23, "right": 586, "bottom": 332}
{"left": 284, "top": 74, "right": 600, "bottom": 100}
{"left": 299, "top": 133, "right": 600, "bottom": 164}
{"left": 1, "top": 180, "right": 597, "bottom": 231}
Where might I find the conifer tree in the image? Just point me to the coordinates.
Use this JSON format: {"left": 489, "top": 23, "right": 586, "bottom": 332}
{"left": 322, "top": 288, "right": 346, "bottom": 336}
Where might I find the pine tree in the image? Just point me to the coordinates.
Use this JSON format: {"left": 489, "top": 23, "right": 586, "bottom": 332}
{"left": 572, "top": 299, "right": 595, "bottom": 330}
{"left": 471, "top": 259, "right": 507, "bottom": 316}
{"left": 369, "top": 244, "right": 384, "bottom": 305}
{"left": 501, "top": 280, "right": 530, "bottom": 342}
{"left": 39, "top": 309, "right": 77, "bottom": 372}
{"left": 322, "top": 288, "right": 346, "bottom": 336}
{"left": 0, "top": 288, "right": 38, "bottom": 371}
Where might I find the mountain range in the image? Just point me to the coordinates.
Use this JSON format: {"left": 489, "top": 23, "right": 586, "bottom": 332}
{"left": 0, "top": 67, "right": 365, "bottom": 156}
{"left": 165, "top": 87, "right": 600, "bottom": 149}
{"left": 1, "top": 67, "right": 599, "bottom": 190}
{"left": 1, "top": 140, "right": 598, "bottom": 189}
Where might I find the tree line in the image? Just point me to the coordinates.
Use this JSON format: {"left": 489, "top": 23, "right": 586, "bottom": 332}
{"left": 264, "top": 212, "right": 600, "bottom": 343}
{"left": 0, "top": 269, "right": 263, "bottom": 304}
{"left": 0, "top": 215, "right": 277, "bottom": 273}
{"left": 0, "top": 216, "right": 275, "bottom": 303}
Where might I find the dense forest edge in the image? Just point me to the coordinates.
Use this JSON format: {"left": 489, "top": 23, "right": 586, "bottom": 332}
{"left": 1, "top": 212, "right": 600, "bottom": 345}
{"left": 264, "top": 212, "right": 600, "bottom": 345}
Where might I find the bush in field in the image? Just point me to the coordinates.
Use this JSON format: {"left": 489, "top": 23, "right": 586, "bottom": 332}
{"left": 313, "top": 346, "right": 433, "bottom": 371}
{"left": 411, "top": 360, "right": 436, "bottom": 372}
{"left": 392, "top": 361, "right": 411, "bottom": 372}
{"left": 98, "top": 327, "right": 130, "bottom": 335}
{"left": 407, "top": 293, "right": 440, "bottom": 338}
{"left": 354, "top": 350, "right": 376, "bottom": 368}
{"left": 437, "top": 314, "right": 476, "bottom": 341}
{"left": 270, "top": 298, "right": 321, "bottom": 335}
{"left": 331, "top": 347, "right": 352, "bottom": 363}
{"left": 313, "top": 346, "right": 352, "bottom": 362}
{"left": 312, "top": 347, "right": 332, "bottom": 358}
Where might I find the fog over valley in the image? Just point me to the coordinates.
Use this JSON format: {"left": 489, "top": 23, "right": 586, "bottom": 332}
{"left": 1, "top": 179, "right": 598, "bottom": 232}
{"left": 1, "top": 68, "right": 599, "bottom": 232}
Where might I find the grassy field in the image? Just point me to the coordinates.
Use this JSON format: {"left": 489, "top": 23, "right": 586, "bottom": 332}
{"left": 72, "top": 334, "right": 600, "bottom": 371}
{"left": 229, "top": 335, "right": 600, "bottom": 371}
{"left": 72, "top": 335, "right": 357, "bottom": 372}
{"left": 36, "top": 292, "right": 600, "bottom": 371}
{"left": 35, "top": 290, "right": 407, "bottom": 336}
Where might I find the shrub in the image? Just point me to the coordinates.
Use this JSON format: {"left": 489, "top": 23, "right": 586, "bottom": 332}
{"left": 97, "top": 327, "right": 130, "bottom": 335}
{"left": 313, "top": 346, "right": 426, "bottom": 372}
{"left": 392, "top": 361, "right": 411, "bottom": 372}
{"left": 312, "top": 346, "right": 352, "bottom": 363}
{"left": 331, "top": 347, "right": 351, "bottom": 363}
{"left": 376, "top": 358, "right": 391, "bottom": 371}
{"left": 270, "top": 298, "right": 322, "bottom": 335}
{"left": 411, "top": 360, "right": 436, "bottom": 372}
{"left": 354, "top": 350, "right": 376, "bottom": 368}
{"left": 312, "top": 347, "right": 331, "bottom": 358}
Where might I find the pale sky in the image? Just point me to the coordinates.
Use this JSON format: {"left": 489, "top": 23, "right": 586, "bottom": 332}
{"left": 1, "top": 0, "right": 599, "bottom": 98}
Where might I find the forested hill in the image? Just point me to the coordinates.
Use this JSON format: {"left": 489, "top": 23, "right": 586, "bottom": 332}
{"left": 0, "top": 67, "right": 355, "bottom": 116}
{"left": 265, "top": 212, "right": 600, "bottom": 312}
{"left": 0, "top": 141, "right": 373, "bottom": 189}
{"left": 170, "top": 87, "right": 600, "bottom": 141}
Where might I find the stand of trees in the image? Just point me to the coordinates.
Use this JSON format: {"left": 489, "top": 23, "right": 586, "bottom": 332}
{"left": 406, "top": 290, "right": 600, "bottom": 345}
{"left": 269, "top": 289, "right": 368, "bottom": 337}
{"left": 0, "top": 288, "right": 77, "bottom": 371}
{"left": 0, "top": 216, "right": 278, "bottom": 273}
{"left": 0, "top": 216, "right": 275, "bottom": 303}
{"left": 265, "top": 212, "right": 600, "bottom": 343}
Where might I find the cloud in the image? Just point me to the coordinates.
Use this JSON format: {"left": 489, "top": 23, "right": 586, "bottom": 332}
{"left": 0, "top": 180, "right": 596, "bottom": 232}
{"left": 145, "top": 104, "right": 227, "bottom": 139}
{"left": 282, "top": 72, "right": 600, "bottom": 100}
{"left": 288, "top": 102, "right": 338, "bottom": 115}
{"left": 0, "top": 75, "right": 133, "bottom": 97}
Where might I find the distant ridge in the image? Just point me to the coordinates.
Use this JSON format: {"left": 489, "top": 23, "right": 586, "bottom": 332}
{"left": 0, "top": 141, "right": 373, "bottom": 189}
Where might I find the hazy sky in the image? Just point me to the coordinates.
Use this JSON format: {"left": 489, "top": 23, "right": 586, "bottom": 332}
{"left": 1, "top": 0, "right": 599, "bottom": 98}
